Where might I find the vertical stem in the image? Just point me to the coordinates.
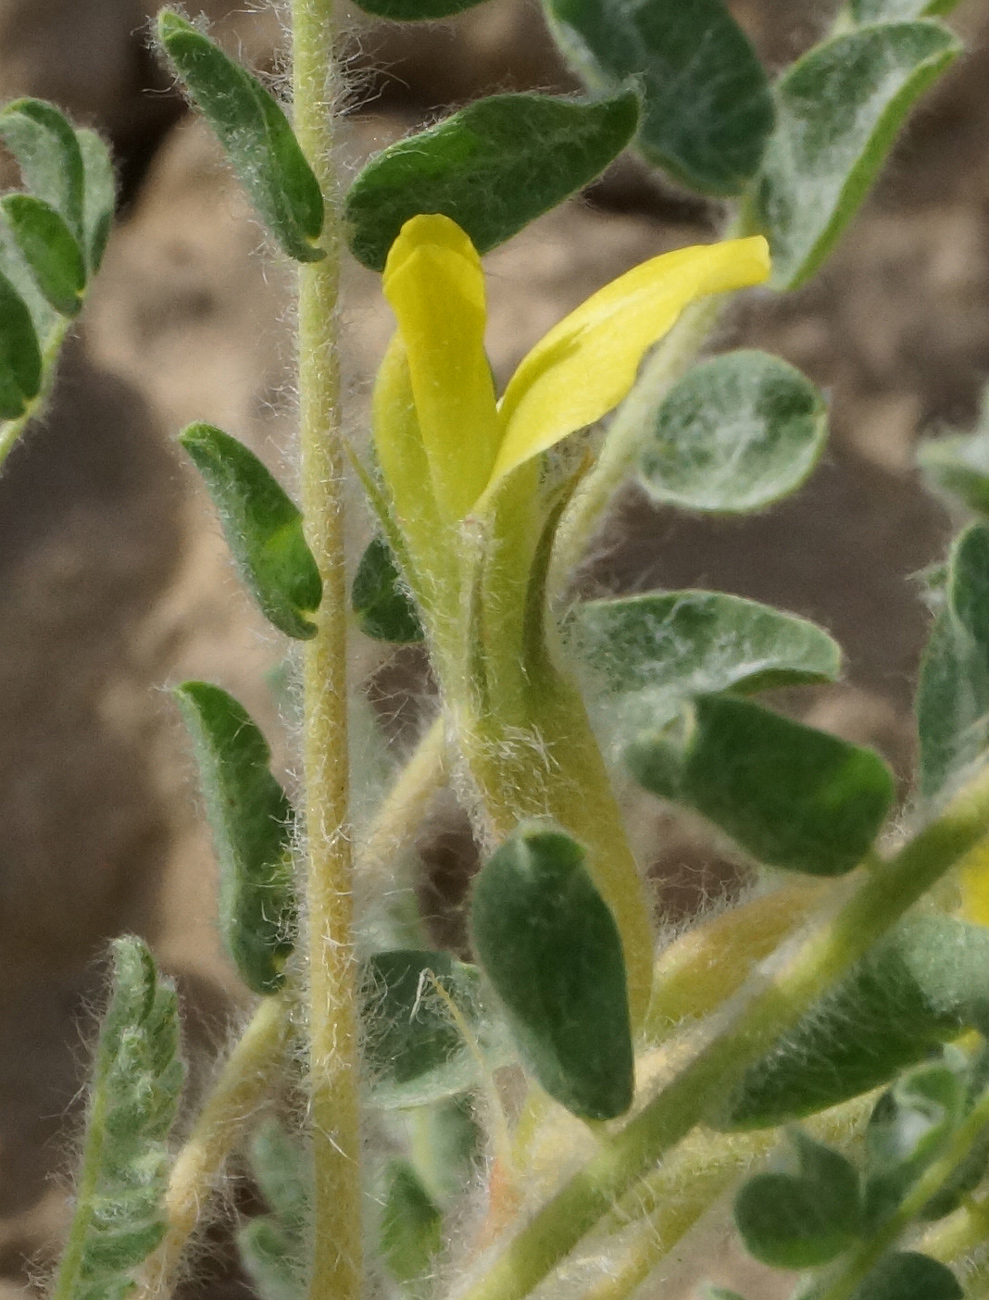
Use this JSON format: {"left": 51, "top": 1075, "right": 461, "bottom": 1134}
{"left": 290, "top": 7, "right": 362, "bottom": 1300}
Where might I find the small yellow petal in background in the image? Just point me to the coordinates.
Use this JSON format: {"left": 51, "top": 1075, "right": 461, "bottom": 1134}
{"left": 960, "top": 840, "right": 989, "bottom": 927}
{"left": 489, "top": 236, "right": 770, "bottom": 488}
{"left": 383, "top": 214, "right": 502, "bottom": 521}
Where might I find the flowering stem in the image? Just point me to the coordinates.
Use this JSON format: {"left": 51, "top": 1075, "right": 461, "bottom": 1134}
{"left": 290, "top": 3, "right": 362, "bottom": 1299}
{"left": 454, "top": 765, "right": 989, "bottom": 1300}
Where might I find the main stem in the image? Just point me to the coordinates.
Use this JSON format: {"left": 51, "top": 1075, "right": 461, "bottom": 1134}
{"left": 291, "top": 6, "right": 362, "bottom": 1300}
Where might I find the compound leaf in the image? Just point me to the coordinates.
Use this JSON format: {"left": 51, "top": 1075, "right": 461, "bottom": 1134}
{"left": 470, "top": 824, "right": 633, "bottom": 1121}
{"left": 0, "top": 97, "right": 84, "bottom": 236}
{"left": 753, "top": 22, "right": 960, "bottom": 289}
{"left": 158, "top": 11, "right": 324, "bottom": 263}
{"left": 346, "top": 89, "right": 638, "bottom": 272}
{"left": 639, "top": 351, "right": 827, "bottom": 513}
{"left": 175, "top": 682, "right": 296, "bottom": 995}
{"left": 77, "top": 127, "right": 116, "bottom": 272}
{"left": 544, "top": 0, "right": 773, "bottom": 195}
{"left": 180, "top": 423, "right": 322, "bottom": 640}
{"left": 50, "top": 937, "right": 184, "bottom": 1300}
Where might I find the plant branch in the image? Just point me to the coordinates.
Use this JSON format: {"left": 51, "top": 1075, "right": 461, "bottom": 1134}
{"left": 291, "top": 3, "right": 362, "bottom": 1298}
{"left": 454, "top": 765, "right": 989, "bottom": 1300}
{"left": 138, "top": 994, "right": 292, "bottom": 1300}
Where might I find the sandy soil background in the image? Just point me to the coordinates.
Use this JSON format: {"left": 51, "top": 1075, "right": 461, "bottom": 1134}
{"left": 0, "top": 0, "right": 987, "bottom": 1294}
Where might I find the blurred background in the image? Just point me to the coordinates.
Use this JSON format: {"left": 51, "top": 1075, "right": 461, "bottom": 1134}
{"left": 0, "top": 0, "right": 987, "bottom": 1293}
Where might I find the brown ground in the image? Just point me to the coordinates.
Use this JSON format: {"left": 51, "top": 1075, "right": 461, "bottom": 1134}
{"left": 0, "top": 0, "right": 987, "bottom": 1294}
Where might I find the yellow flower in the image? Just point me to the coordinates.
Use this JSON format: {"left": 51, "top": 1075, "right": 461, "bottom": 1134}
{"left": 375, "top": 213, "right": 770, "bottom": 526}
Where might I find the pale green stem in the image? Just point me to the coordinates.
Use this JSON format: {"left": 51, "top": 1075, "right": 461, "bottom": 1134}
{"left": 138, "top": 994, "right": 292, "bottom": 1300}
{"left": 547, "top": 293, "right": 724, "bottom": 602}
{"left": 291, "top": 3, "right": 362, "bottom": 1299}
{"left": 0, "top": 317, "right": 71, "bottom": 468}
{"left": 808, "top": 1088, "right": 989, "bottom": 1300}
{"left": 453, "top": 765, "right": 989, "bottom": 1300}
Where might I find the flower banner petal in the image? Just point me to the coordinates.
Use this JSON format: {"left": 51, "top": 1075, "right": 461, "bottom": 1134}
{"left": 490, "top": 235, "right": 770, "bottom": 488}
{"left": 383, "top": 214, "right": 502, "bottom": 520}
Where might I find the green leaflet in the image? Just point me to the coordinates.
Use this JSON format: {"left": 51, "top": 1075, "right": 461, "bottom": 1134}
{"left": 0, "top": 97, "right": 85, "bottom": 237}
{"left": 752, "top": 21, "right": 960, "bottom": 290}
{"left": 379, "top": 1161, "right": 443, "bottom": 1286}
{"left": 0, "top": 193, "right": 86, "bottom": 316}
{"left": 180, "top": 423, "right": 322, "bottom": 640}
{"left": 918, "top": 387, "right": 989, "bottom": 517}
{"left": 916, "top": 524, "right": 989, "bottom": 806}
{"left": 847, "top": 1252, "right": 962, "bottom": 1300}
{"left": 362, "top": 950, "right": 509, "bottom": 1109}
{"left": 352, "top": 536, "right": 424, "bottom": 643}
{"left": 175, "top": 682, "right": 297, "bottom": 995}
{"left": 470, "top": 825, "right": 634, "bottom": 1121}
{"left": 628, "top": 694, "right": 894, "bottom": 876}
{"left": 543, "top": 0, "right": 773, "bottom": 195}
{"left": 639, "top": 351, "right": 827, "bottom": 513}
{"left": 345, "top": 90, "right": 638, "bottom": 272}
{"left": 50, "top": 938, "right": 184, "bottom": 1300}
{"left": 734, "top": 1132, "right": 862, "bottom": 1269}
{"left": 157, "top": 11, "right": 324, "bottom": 263}
{"left": 0, "top": 268, "right": 42, "bottom": 420}
{"left": 572, "top": 589, "right": 840, "bottom": 739}
{"left": 722, "top": 915, "right": 989, "bottom": 1128}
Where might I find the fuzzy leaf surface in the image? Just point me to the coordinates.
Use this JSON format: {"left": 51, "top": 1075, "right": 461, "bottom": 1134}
{"left": 363, "top": 950, "right": 508, "bottom": 1108}
{"left": 753, "top": 22, "right": 960, "bottom": 289}
{"left": 51, "top": 937, "right": 184, "bottom": 1300}
{"left": 544, "top": 0, "right": 773, "bottom": 195}
{"left": 639, "top": 351, "right": 827, "bottom": 512}
{"left": 723, "top": 916, "right": 989, "bottom": 1128}
{"left": 180, "top": 423, "right": 322, "bottom": 640}
{"left": 0, "top": 269, "right": 41, "bottom": 419}
{"left": 345, "top": 90, "right": 638, "bottom": 271}
{"left": 175, "top": 682, "right": 296, "bottom": 995}
{"left": 628, "top": 695, "right": 894, "bottom": 875}
{"left": 77, "top": 128, "right": 116, "bottom": 272}
{"left": 573, "top": 589, "right": 840, "bottom": 739}
{"left": 157, "top": 12, "right": 324, "bottom": 263}
{"left": 916, "top": 524, "right": 989, "bottom": 805}
{"left": 470, "top": 825, "right": 634, "bottom": 1121}
{"left": 237, "top": 1120, "right": 307, "bottom": 1300}
{"left": 352, "top": 536, "right": 424, "bottom": 643}
{"left": 0, "top": 97, "right": 85, "bottom": 236}
{"left": 734, "top": 1132, "right": 861, "bottom": 1269}
{"left": 0, "top": 193, "right": 85, "bottom": 315}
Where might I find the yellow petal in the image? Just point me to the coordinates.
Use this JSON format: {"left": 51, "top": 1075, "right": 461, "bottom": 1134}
{"left": 382, "top": 214, "right": 501, "bottom": 521}
{"left": 489, "top": 236, "right": 771, "bottom": 488}
{"left": 371, "top": 333, "right": 459, "bottom": 618}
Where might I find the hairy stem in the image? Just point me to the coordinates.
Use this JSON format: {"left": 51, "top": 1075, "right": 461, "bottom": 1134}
{"left": 454, "top": 766, "right": 989, "bottom": 1300}
{"left": 291, "top": 4, "right": 362, "bottom": 1299}
{"left": 139, "top": 994, "right": 292, "bottom": 1300}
